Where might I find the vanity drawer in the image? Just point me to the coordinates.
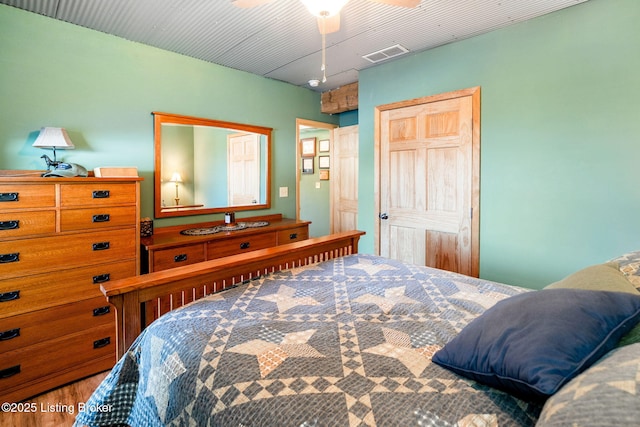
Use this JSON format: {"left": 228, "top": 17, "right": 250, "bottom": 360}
{"left": 0, "top": 229, "right": 137, "bottom": 280}
{"left": 0, "top": 184, "right": 55, "bottom": 209}
{"left": 60, "top": 183, "right": 137, "bottom": 207}
{"left": 0, "top": 260, "right": 136, "bottom": 318}
{"left": 277, "top": 226, "right": 309, "bottom": 244}
{"left": 152, "top": 244, "right": 205, "bottom": 272}
{"left": 0, "top": 297, "right": 114, "bottom": 353}
{"left": 0, "top": 323, "right": 115, "bottom": 393}
{"left": 60, "top": 206, "right": 137, "bottom": 231}
{"left": 207, "top": 232, "right": 276, "bottom": 259}
{"left": 0, "top": 210, "right": 56, "bottom": 238}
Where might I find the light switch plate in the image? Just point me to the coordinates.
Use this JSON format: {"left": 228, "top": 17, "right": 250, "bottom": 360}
{"left": 279, "top": 187, "right": 288, "bottom": 197}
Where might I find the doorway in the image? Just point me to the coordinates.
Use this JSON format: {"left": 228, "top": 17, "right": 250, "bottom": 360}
{"left": 296, "top": 119, "right": 337, "bottom": 237}
{"left": 375, "top": 87, "right": 480, "bottom": 277}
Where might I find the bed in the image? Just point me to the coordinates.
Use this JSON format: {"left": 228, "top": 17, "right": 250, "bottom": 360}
{"left": 74, "top": 233, "right": 640, "bottom": 427}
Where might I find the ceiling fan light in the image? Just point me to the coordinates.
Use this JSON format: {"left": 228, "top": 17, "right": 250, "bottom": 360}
{"left": 300, "top": 0, "right": 349, "bottom": 17}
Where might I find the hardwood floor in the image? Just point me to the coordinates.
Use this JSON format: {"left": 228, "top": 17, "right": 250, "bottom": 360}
{"left": 0, "top": 371, "right": 109, "bottom": 427}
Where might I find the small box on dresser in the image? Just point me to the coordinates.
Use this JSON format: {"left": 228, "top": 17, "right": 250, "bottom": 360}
{"left": 0, "top": 174, "right": 142, "bottom": 403}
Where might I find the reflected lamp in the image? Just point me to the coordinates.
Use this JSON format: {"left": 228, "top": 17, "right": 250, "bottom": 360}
{"left": 170, "top": 172, "right": 183, "bottom": 206}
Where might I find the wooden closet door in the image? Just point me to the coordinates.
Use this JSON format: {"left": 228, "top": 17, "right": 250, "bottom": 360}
{"left": 378, "top": 88, "right": 480, "bottom": 276}
{"left": 331, "top": 125, "right": 359, "bottom": 233}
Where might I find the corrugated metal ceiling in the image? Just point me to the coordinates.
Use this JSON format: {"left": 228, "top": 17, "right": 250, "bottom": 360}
{"left": 0, "top": 0, "right": 588, "bottom": 92}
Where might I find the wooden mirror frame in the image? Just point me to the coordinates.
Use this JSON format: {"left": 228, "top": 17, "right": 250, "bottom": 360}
{"left": 153, "top": 112, "right": 272, "bottom": 218}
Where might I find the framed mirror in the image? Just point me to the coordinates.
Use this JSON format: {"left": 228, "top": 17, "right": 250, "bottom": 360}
{"left": 153, "top": 112, "right": 272, "bottom": 218}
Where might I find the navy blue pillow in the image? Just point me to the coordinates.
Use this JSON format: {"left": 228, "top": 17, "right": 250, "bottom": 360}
{"left": 432, "top": 288, "right": 640, "bottom": 402}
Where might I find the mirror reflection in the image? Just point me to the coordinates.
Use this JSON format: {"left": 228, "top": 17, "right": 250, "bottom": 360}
{"left": 153, "top": 112, "right": 272, "bottom": 218}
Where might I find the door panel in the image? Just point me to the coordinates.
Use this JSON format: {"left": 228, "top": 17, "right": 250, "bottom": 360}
{"left": 331, "top": 125, "right": 359, "bottom": 234}
{"left": 228, "top": 133, "right": 260, "bottom": 206}
{"left": 378, "top": 88, "right": 479, "bottom": 276}
{"left": 389, "top": 226, "right": 425, "bottom": 266}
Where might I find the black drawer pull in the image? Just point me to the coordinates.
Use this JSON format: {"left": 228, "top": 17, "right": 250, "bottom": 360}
{"left": 240, "top": 242, "right": 250, "bottom": 249}
{"left": 92, "top": 214, "right": 111, "bottom": 223}
{"left": 0, "top": 365, "right": 20, "bottom": 379}
{"left": 0, "top": 328, "right": 20, "bottom": 341}
{"left": 0, "top": 253, "right": 19, "bottom": 263}
{"left": 174, "top": 254, "right": 188, "bottom": 262}
{"left": 92, "top": 190, "right": 110, "bottom": 199}
{"left": 92, "top": 242, "right": 110, "bottom": 251}
{"left": 93, "top": 306, "right": 111, "bottom": 316}
{"left": 93, "top": 273, "right": 111, "bottom": 284}
{"left": 0, "top": 193, "right": 18, "bottom": 202}
{"left": 0, "top": 220, "right": 19, "bottom": 230}
{"left": 0, "top": 291, "right": 20, "bottom": 302}
{"left": 93, "top": 337, "right": 111, "bottom": 349}
{"left": 289, "top": 233, "right": 298, "bottom": 240}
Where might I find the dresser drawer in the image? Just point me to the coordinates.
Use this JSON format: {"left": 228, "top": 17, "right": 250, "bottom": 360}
{"left": 0, "top": 210, "right": 56, "bottom": 238}
{"left": 0, "top": 184, "right": 55, "bottom": 209}
{"left": 0, "top": 229, "right": 137, "bottom": 280}
{"left": 60, "top": 183, "right": 136, "bottom": 207}
{"left": 277, "top": 226, "right": 309, "bottom": 244}
{"left": 60, "top": 206, "right": 137, "bottom": 231}
{"left": 0, "top": 260, "right": 136, "bottom": 317}
{"left": 207, "top": 232, "right": 276, "bottom": 259}
{"left": 0, "top": 323, "right": 115, "bottom": 392}
{"left": 152, "top": 243, "right": 205, "bottom": 272}
{"left": 0, "top": 297, "right": 114, "bottom": 353}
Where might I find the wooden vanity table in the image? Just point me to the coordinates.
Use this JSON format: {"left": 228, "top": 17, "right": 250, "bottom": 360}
{"left": 141, "top": 214, "right": 310, "bottom": 273}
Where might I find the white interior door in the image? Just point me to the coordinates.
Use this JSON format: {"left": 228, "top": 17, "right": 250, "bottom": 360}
{"left": 228, "top": 133, "right": 260, "bottom": 206}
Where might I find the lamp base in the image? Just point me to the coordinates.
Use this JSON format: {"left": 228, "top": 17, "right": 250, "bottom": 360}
{"left": 40, "top": 154, "right": 61, "bottom": 171}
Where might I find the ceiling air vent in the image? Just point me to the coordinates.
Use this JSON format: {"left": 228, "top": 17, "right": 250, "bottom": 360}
{"left": 362, "top": 44, "right": 409, "bottom": 63}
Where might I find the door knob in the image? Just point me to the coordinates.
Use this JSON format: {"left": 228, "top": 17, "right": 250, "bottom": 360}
{"left": 379, "top": 213, "right": 389, "bottom": 220}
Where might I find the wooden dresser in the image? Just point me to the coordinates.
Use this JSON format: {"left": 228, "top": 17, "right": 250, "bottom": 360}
{"left": 0, "top": 175, "right": 141, "bottom": 403}
{"left": 142, "top": 214, "right": 309, "bottom": 273}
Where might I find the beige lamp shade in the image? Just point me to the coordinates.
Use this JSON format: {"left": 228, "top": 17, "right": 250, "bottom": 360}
{"left": 32, "top": 127, "right": 75, "bottom": 150}
{"left": 170, "top": 172, "right": 183, "bottom": 183}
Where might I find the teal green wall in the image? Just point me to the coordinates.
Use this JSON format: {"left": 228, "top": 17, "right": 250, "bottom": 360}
{"left": 193, "top": 126, "right": 228, "bottom": 207}
{"left": 0, "top": 5, "right": 337, "bottom": 228}
{"left": 358, "top": 0, "right": 640, "bottom": 288}
{"left": 299, "top": 129, "right": 331, "bottom": 237}
{"left": 339, "top": 110, "right": 358, "bottom": 127}
{"left": 161, "top": 125, "right": 195, "bottom": 206}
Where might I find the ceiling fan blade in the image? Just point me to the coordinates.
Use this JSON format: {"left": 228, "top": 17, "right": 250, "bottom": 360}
{"left": 367, "top": 0, "right": 421, "bottom": 7}
{"left": 231, "top": 0, "right": 276, "bottom": 8}
{"left": 317, "top": 14, "right": 341, "bottom": 34}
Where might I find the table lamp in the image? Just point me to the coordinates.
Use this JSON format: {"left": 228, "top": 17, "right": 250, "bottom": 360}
{"left": 32, "top": 127, "right": 75, "bottom": 171}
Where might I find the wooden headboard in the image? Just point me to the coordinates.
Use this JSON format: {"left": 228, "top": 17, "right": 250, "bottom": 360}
{"left": 101, "top": 230, "right": 365, "bottom": 358}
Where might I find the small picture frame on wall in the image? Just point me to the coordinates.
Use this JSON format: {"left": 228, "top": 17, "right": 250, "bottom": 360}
{"left": 319, "top": 139, "right": 330, "bottom": 153}
{"left": 319, "top": 155, "right": 330, "bottom": 169}
{"left": 302, "top": 157, "right": 314, "bottom": 174}
{"left": 319, "top": 170, "right": 330, "bottom": 180}
{"left": 300, "top": 137, "right": 316, "bottom": 157}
